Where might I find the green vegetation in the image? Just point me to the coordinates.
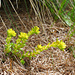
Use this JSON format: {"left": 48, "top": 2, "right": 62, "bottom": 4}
{"left": 4, "top": 26, "right": 66, "bottom": 65}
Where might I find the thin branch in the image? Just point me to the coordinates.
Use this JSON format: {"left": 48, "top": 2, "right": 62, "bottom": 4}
{"left": 0, "top": 16, "right": 8, "bottom": 30}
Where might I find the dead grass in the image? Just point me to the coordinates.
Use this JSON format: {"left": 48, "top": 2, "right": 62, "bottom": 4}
{"left": 0, "top": 9, "right": 75, "bottom": 75}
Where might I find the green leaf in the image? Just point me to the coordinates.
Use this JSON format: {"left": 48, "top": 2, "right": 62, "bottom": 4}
{"left": 63, "top": 15, "right": 73, "bottom": 26}
{"left": 8, "top": 48, "right": 11, "bottom": 53}
{"left": 25, "top": 51, "right": 29, "bottom": 57}
{"left": 16, "top": 50, "right": 19, "bottom": 52}
{"left": 58, "top": 0, "right": 66, "bottom": 14}
{"left": 20, "top": 59, "right": 25, "bottom": 65}
{"left": 10, "top": 42, "right": 14, "bottom": 45}
{"left": 73, "top": 54, "right": 75, "bottom": 58}
{"left": 21, "top": 54, "right": 25, "bottom": 59}
{"left": 12, "top": 51, "right": 15, "bottom": 54}
{"left": 20, "top": 48, "right": 23, "bottom": 51}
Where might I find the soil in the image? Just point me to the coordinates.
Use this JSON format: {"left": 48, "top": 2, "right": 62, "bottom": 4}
{"left": 0, "top": 6, "right": 75, "bottom": 75}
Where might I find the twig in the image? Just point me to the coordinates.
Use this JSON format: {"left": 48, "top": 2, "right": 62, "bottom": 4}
{"left": 0, "top": 26, "right": 3, "bottom": 29}
{"left": 0, "top": 16, "right": 8, "bottom": 30}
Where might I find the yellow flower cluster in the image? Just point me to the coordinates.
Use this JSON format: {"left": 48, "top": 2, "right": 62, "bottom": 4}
{"left": 19, "top": 32, "right": 28, "bottom": 39}
{"left": 37, "top": 44, "right": 43, "bottom": 49}
{"left": 35, "top": 39, "right": 66, "bottom": 56}
{"left": 7, "top": 29, "right": 16, "bottom": 37}
{"left": 51, "top": 39, "right": 66, "bottom": 51}
{"left": 34, "top": 26, "right": 40, "bottom": 34}
{"left": 57, "top": 40, "right": 66, "bottom": 50}
{"left": 28, "top": 26, "right": 40, "bottom": 37}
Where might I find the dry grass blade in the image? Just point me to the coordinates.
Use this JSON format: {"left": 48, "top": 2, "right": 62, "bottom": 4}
{"left": 51, "top": 2, "right": 67, "bottom": 26}
{"left": 0, "top": 0, "right": 1, "bottom": 7}
{"left": 70, "top": 0, "right": 75, "bottom": 9}
{"left": 3, "top": 0, "right": 6, "bottom": 9}
{"left": 30, "top": 0, "right": 38, "bottom": 18}
{"left": 34, "top": 0, "right": 42, "bottom": 21}
{"left": 42, "top": 0, "right": 53, "bottom": 25}
{"left": 9, "top": 0, "right": 28, "bottom": 31}
{"left": 13, "top": 55, "right": 25, "bottom": 68}
{"left": 56, "top": 0, "right": 61, "bottom": 7}
{"left": 16, "top": 0, "right": 18, "bottom": 9}
{"left": 38, "top": 0, "right": 45, "bottom": 23}
{"left": 0, "top": 16, "right": 8, "bottom": 30}
{"left": 29, "top": 0, "right": 45, "bottom": 33}
{"left": 0, "top": 26, "right": 3, "bottom": 29}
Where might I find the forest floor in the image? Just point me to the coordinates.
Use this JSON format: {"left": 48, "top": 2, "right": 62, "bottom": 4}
{"left": 0, "top": 9, "right": 75, "bottom": 75}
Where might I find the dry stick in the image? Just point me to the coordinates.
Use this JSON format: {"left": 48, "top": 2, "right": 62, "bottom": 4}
{"left": 9, "top": 0, "right": 28, "bottom": 31}
{"left": 0, "top": 16, "right": 8, "bottom": 30}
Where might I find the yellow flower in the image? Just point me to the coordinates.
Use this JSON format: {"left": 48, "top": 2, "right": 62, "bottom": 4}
{"left": 7, "top": 29, "right": 16, "bottom": 37}
{"left": 55, "top": 39, "right": 66, "bottom": 49}
{"left": 36, "top": 50, "right": 40, "bottom": 53}
{"left": 28, "top": 26, "right": 40, "bottom": 36}
{"left": 58, "top": 41, "right": 66, "bottom": 50}
{"left": 37, "top": 44, "right": 43, "bottom": 49}
{"left": 50, "top": 39, "right": 66, "bottom": 51}
{"left": 34, "top": 26, "right": 40, "bottom": 34}
{"left": 19, "top": 32, "right": 28, "bottom": 39}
